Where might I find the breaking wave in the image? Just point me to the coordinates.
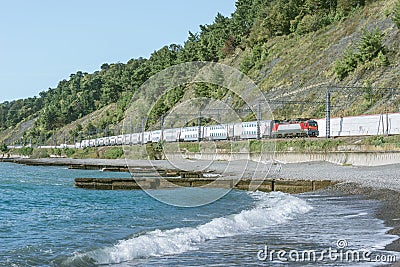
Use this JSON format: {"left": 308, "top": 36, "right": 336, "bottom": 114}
{"left": 63, "top": 191, "right": 312, "bottom": 266}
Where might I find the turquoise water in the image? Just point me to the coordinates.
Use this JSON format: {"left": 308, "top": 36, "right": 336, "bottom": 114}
{"left": 0, "top": 162, "right": 398, "bottom": 266}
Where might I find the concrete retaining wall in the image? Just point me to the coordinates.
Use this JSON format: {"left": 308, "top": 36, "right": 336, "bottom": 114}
{"left": 168, "top": 151, "right": 400, "bottom": 166}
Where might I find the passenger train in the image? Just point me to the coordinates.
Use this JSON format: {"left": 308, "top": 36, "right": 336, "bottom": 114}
{"left": 54, "top": 112, "right": 400, "bottom": 149}
{"left": 12, "top": 113, "right": 398, "bottom": 150}
{"left": 75, "top": 118, "right": 320, "bottom": 148}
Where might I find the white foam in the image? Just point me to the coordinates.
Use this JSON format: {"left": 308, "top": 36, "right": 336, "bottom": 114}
{"left": 343, "top": 212, "right": 369, "bottom": 218}
{"left": 80, "top": 191, "right": 312, "bottom": 265}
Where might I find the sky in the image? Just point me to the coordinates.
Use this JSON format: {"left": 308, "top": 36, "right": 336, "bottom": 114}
{"left": 0, "top": 0, "right": 236, "bottom": 103}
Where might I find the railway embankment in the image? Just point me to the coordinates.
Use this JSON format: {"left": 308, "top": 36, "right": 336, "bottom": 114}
{"left": 4, "top": 135, "right": 400, "bottom": 163}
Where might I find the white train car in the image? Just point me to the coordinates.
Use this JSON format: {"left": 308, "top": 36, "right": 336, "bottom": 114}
{"left": 240, "top": 122, "right": 258, "bottom": 139}
{"left": 388, "top": 113, "right": 400, "bottom": 134}
{"left": 205, "top": 125, "right": 228, "bottom": 141}
{"left": 262, "top": 120, "right": 274, "bottom": 138}
{"left": 230, "top": 122, "right": 243, "bottom": 140}
{"left": 103, "top": 137, "right": 110, "bottom": 146}
{"left": 151, "top": 130, "right": 162, "bottom": 143}
{"left": 123, "top": 134, "right": 131, "bottom": 145}
{"left": 117, "top": 135, "right": 124, "bottom": 145}
{"left": 98, "top": 138, "right": 105, "bottom": 146}
{"left": 316, "top": 113, "right": 400, "bottom": 137}
{"left": 109, "top": 136, "right": 117, "bottom": 146}
{"left": 91, "top": 139, "right": 98, "bottom": 147}
{"left": 81, "top": 140, "right": 90, "bottom": 148}
{"left": 130, "top": 133, "right": 141, "bottom": 144}
{"left": 182, "top": 126, "right": 203, "bottom": 141}
{"left": 232, "top": 120, "right": 273, "bottom": 140}
{"left": 143, "top": 131, "right": 151, "bottom": 144}
{"left": 163, "top": 128, "right": 181, "bottom": 142}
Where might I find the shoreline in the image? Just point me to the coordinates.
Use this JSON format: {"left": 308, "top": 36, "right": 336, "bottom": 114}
{"left": 3, "top": 157, "right": 400, "bottom": 259}
{"left": 325, "top": 183, "right": 400, "bottom": 254}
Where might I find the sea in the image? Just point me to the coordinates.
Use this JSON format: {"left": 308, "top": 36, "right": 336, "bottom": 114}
{"left": 0, "top": 162, "right": 399, "bottom": 267}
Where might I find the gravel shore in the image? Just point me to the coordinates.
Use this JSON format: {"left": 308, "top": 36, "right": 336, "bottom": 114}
{"left": 14, "top": 157, "right": 400, "bottom": 191}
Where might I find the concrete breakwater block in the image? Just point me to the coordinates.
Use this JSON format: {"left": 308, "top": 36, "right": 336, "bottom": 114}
{"left": 74, "top": 177, "right": 338, "bottom": 193}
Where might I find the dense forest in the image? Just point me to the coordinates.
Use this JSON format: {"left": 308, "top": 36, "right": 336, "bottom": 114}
{"left": 1, "top": 0, "right": 399, "bottom": 145}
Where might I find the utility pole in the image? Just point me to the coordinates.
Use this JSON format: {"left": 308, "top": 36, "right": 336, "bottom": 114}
{"left": 141, "top": 118, "right": 145, "bottom": 145}
{"left": 161, "top": 115, "right": 165, "bottom": 142}
{"left": 385, "top": 108, "right": 389, "bottom": 136}
{"left": 198, "top": 111, "right": 202, "bottom": 142}
{"left": 326, "top": 86, "right": 331, "bottom": 139}
{"left": 257, "top": 102, "right": 261, "bottom": 140}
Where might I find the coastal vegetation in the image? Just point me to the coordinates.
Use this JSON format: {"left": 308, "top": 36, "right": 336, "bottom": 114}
{"left": 0, "top": 0, "right": 399, "bottom": 147}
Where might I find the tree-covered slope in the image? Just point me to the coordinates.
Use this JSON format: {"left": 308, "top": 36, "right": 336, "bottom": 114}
{"left": 1, "top": 0, "right": 400, "bottom": 145}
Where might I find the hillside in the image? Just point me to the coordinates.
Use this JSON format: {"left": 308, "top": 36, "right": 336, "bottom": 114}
{"left": 1, "top": 0, "right": 400, "bottom": 146}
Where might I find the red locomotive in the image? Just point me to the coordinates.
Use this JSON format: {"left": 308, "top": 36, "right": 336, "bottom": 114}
{"left": 271, "top": 118, "right": 319, "bottom": 138}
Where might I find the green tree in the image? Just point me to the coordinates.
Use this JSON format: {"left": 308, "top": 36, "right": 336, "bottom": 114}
{"left": 264, "top": 0, "right": 302, "bottom": 36}
{"left": 178, "top": 32, "right": 201, "bottom": 62}
{"left": 196, "top": 13, "right": 232, "bottom": 61}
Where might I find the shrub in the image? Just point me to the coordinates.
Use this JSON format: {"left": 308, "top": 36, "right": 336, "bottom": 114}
{"left": 63, "top": 148, "right": 76, "bottom": 158}
{"left": 295, "top": 14, "right": 319, "bottom": 35}
{"left": 31, "top": 149, "right": 50, "bottom": 159}
{"left": 334, "top": 48, "right": 359, "bottom": 80}
{"left": 357, "top": 28, "right": 384, "bottom": 62}
{"left": 240, "top": 44, "right": 267, "bottom": 73}
{"left": 365, "top": 136, "right": 385, "bottom": 146}
{"left": 240, "top": 50, "right": 255, "bottom": 74}
{"left": 104, "top": 147, "right": 124, "bottom": 159}
{"left": 295, "top": 13, "right": 332, "bottom": 35}
{"left": 0, "top": 142, "right": 8, "bottom": 153}
{"left": 334, "top": 28, "right": 386, "bottom": 80}
{"left": 394, "top": 0, "right": 400, "bottom": 29}
{"left": 19, "top": 147, "right": 34, "bottom": 156}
